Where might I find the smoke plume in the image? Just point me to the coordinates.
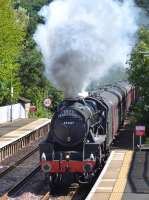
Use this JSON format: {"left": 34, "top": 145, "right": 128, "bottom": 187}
{"left": 34, "top": 0, "right": 139, "bottom": 98}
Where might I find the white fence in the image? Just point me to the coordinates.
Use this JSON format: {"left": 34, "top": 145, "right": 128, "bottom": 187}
{"left": 0, "top": 103, "right": 26, "bottom": 123}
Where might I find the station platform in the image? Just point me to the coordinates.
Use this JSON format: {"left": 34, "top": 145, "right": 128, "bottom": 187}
{"left": 86, "top": 150, "right": 133, "bottom": 200}
{"left": 0, "top": 118, "right": 51, "bottom": 149}
{"left": 0, "top": 118, "right": 51, "bottom": 161}
{"left": 86, "top": 118, "right": 149, "bottom": 200}
{"left": 86, "top": 149, "right": 149, "bottom": 200}
{"left": 0, "top": 118, "right": 35, "bottom": 137}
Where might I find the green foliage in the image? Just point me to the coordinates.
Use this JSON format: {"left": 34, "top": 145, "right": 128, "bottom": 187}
{"left": 135, "top": 0, "right": 149, "bottom": 14}
{"left": 13, "top": 0, "right": 51, "bottom": 34}
{"left": 128, "top": 27, "right": 149, "bottom": 130}
{"left": 15, "top": 6, "right": 29, "bottom": 31}
{"left": 25, "top": 85, "right": 63, "bottom": 118}
{"left": 0, "top": 0, "right": 63, "bottom": 118}
{"left": 27, "top": 87, "right": 51, "bottom": 118}
{"left": 14, "top": 0, "right": 49, "bottom": 94}
{"left": 13, "top": 0, "right": 63, "bottom": 117}
{"left": 0, "top": 0, "right": 25, "bottom": 104}
{"left": 18, "top": 38, "right": 46, "bottom": 91}
{"left": 145, "top": 137, "right": 149, "bottom": 144}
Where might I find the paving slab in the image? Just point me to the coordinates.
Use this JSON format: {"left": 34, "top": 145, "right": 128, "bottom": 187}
{"left": 122, "top": 151, "right": 149, "bottom": 199}
{"left": 0, "top": 118, "right": 35, "bottom": 136}
{"left": 0, "top": 118, "right": 51, "bottom": 148}
{"left": 86, "top": 150, "right": 133, "bottom": 200}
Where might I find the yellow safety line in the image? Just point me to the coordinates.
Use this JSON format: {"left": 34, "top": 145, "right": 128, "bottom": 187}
{"left": 109, "top": 151, "right": 133, "bottom": 200}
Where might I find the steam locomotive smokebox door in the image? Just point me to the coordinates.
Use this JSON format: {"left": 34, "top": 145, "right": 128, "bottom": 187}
{"left": 52, "top": 108, "right": 87, "bottom": 147}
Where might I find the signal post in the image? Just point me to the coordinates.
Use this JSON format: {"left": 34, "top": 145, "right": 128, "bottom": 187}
{"left": 133, "top": 126, "right": 146, "bottom": 151}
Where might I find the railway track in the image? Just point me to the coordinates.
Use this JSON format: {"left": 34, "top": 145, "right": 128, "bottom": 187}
{"left": 0, "top": 148, "right": 80, "bottom": 200}
{"left": 40, "top": 192, "right": 50, "bottom": 200}
{"left": 0, "top": 146, "right": 40, "bottom": 198}
{"left": 0, "top": 166, "right": 40, "bottom": 200}
{"left": 0, "top": 145, "right": 80, "bottom": 200}
{"left": 41, "top": 184, "right": 80, "bottom": 200}
{"left": 0, "top": 139, "right": 105, "bottom": 200}
{"left": 0, "top": 147, "right": 39, "bottom": 178}
{"left": 0, "top": 152, "right": 98, "bottom": 200}
{"left": 2, "top": 174, "right": 80, "bottom": 200}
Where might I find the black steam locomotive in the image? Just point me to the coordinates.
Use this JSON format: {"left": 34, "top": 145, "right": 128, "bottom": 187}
{"left": 40, "top": 81, "right": 135, "bottom": 185}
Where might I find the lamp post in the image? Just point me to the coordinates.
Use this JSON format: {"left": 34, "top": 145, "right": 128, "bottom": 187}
{"left": 10, "top": 69, "right": 13, "bottom": 122}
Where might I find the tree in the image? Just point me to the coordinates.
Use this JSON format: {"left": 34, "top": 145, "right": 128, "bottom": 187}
{"left": 12, "top": 0, "right": 63, "bottom": 117}
{"left": 13, "top": 0, "right": 49, "bottom": 93}
{"left": 128, "top": 27, "right": 149, "bottom": 131}
{"left": 0, "top": 0, "right": 25, "bottom": 105}
{"left": 13, "top": 0, "right": 51, "bottom": 34}
{"left": 135, "top": 0, "right": 149, "bottom": 14}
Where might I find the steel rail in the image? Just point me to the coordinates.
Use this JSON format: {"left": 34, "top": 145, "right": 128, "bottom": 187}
{"left": 39, "top": 183, "right": 79, "bottom": 200}
{"left": 0, "top": 166, "right": 40, "bottom": 200}
{"left": 40, "top": 192, "right": 50, "bottom": 200}
{"left": 0, "top": 146, "right": 39, "bottom": 178}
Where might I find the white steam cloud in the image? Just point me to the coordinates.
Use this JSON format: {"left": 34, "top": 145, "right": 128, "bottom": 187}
{"left": 34, "top": 0, "right": 139, "bottom": 98}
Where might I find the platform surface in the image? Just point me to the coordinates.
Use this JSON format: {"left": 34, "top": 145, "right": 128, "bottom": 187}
{"left": 86, "top": 150, "right": 133, "bottom": 200}
{"left": 86, "top": 149, "right": 149, "bottom": 200}
{"left": 0, "top": 118, "right": 35, "bottom": 136}
{"left": 122, "top": 151, "right": 149, "bottom": 200}
{"left": 0, "top": 118, "right": 51, "bottom": 149}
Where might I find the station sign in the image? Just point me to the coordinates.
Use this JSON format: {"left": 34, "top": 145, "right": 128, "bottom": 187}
{"left": 44, "top": 98, "right": 52, "bottom": 108}
{"left": 135, "top": 126, "right": 145, "bottom": 136}
{"left": 29, "top": 105, "right": 37, "bottom": 113}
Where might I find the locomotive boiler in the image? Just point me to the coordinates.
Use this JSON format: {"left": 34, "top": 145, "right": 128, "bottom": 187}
{"left": 39, "top": 81, "right": 135, "bottom": 186}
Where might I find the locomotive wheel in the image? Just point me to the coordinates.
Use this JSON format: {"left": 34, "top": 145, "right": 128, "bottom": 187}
{"left": 49, "top": 174, "right": 71, "bottom": 187}
{"left": 78, "top": 173, "right": 94, "bottom": 185}
{"left": 44, "top": 173, "right": 50, "bottom": 184}
{"left": 52, "top": 174, "right": 62, "bottom": 186}
{"left": 43, "top": 173, "right": 54, "bottom": 191}
{"left": 46, "top": 174, "right": 62, "bottom": 190}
